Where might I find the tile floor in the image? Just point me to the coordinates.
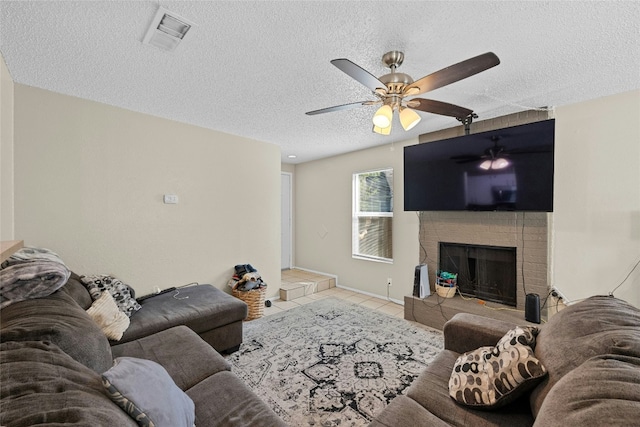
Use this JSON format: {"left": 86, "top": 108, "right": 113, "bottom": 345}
{"left": 264, "top": 285, "right": 406, "bottom": 319}
{"left": 262, "top": 269, "right": 435, "bottom": 331}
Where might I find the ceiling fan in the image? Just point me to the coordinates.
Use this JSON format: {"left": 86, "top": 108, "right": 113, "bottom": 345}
{"left": 306, "top": 51, "right": 500, "bottom": 135}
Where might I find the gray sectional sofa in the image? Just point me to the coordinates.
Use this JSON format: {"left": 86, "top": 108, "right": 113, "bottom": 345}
{"left": 64, "top": 272, "right": 248, "bottom": 353}
{"left": 369, "top": 295, "right": 640, "bottom": 426}
{"left": 0, "top": 273, "right": 287, "bottom": 426}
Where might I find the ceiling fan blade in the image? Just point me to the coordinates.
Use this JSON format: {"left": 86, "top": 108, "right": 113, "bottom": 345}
{"left": 451, "top": 155, "right": 481, "bottom": 160}
{"left": 305, "top": 101, "right": 374, "bottom": 116}
{"left": 405, "top": 52, "right": 500, "bottom": 96}
{"left": 505, "top": 145, "right": 553, "bottom": 155}
{"left": 451, "top": 156, "right": 483, "bottom": 164}
{"left": 331, "top": 58, "right": 387, "bottom": 92}
{"left": 407, "top": 98, "right": 473, "bottom": 119}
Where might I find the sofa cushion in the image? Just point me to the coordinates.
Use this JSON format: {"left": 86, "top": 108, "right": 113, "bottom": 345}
{"left": 119, "top": 284, "right": 247, "bottom": 344}
{"left": 87, "top": 291, "right": 131, "bottom": 341}
{"left": 449, "top": 326, "right": 546, "bottom": 409}
{"left": 407, "top": 350, "right": 534, "bottom": 427}
{"left": 102, "top": 357, "right": 195, "bottom": 427}
{"left": 81, "top": 274, "right": 142, "bottom": 317}
{"left": 60, "top": 271, "right": 94, "bottom": 309}
{"left": 444, "top": 313, "right": 517, "bottom": 354}
{"left": 186, "top": 370, "right": 288, "bottom": 427}
{"left": 0, "top": 340, "right": 136, "bottom": 426}
{"left": 0, "top": 289, "right": 113, "bottom": 373}
{"left": 532, "top": 354, "right": 640, "bottom": 426}
{"left": 530, "top": 296, "right": 640, "bottom": 416}
{"left": 368, "top": 395, "right": 451, "bottom": 427}
{"left": 112, "top": 325, "right": 231, "bottom": 391}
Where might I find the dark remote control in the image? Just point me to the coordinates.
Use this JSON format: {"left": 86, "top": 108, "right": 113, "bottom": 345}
{"left": 137, "top": 287, "right": 177, "bottom": 302}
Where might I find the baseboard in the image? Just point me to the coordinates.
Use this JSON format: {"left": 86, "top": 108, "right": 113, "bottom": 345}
{"left": 336, "top": 283, "right": 404, "bottom": 306}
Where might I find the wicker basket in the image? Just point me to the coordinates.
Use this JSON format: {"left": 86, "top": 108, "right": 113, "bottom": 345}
{"left": 435, "top": 284, "right": 457, "bottom": 298}
{"left": 232, "top": 286, "right": 266, "bottom": 320}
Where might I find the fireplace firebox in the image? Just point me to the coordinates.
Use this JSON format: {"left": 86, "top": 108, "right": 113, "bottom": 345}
{"left": 439, "top": 242, "right": 517, "bottom": 306}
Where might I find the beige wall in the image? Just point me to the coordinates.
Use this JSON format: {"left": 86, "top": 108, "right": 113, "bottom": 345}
{"left": 553, "top": 90, "right": 640, "bottom": 307}
{"left": 281, "top": 163, "right": 295, "bottom": 174}
{"left": 294, "top": 90, "right": 639, "bottom": 308}
{"left": 295, "top": 141, "right": 420, "bottom": 302}
{"left": 12, "top": 85, "right": 281, "bottom": 297}
{"left": 0, "top": 54, "right": 14, "bottom": 240}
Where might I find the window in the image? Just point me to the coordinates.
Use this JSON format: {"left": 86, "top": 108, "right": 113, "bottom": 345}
{"left": 352, "top": 168, "right": 393, "bottom": 262}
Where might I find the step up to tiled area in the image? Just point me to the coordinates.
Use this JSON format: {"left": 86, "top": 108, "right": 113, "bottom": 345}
{"left": 280, "top": 269, "right": 336, "bottom": 301}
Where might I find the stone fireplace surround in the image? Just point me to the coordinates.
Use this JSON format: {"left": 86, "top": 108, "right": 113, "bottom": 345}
{"left": 419, "top": 210, "right": 549, "bottom": 314}
{"left": 414, "top": 109, "right": 553, "bottom": 320}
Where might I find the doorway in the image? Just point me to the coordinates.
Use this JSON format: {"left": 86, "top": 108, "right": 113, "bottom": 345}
{"left": 281, "top": 172, "right": 292, "bottom": 269}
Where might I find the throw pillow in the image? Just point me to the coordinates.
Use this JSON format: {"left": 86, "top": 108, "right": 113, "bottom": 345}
{"left": 86, "top": 291, "right": 130, "bottom": 341}
{"left": 449, "top": 326, "right": 547, "bottom": 409}
{"left": 81, "top": 274, "right": 141, "bottom": 317}
{"left": 102, "top": 357, "right": 196, "bottom": 427}
{"left": 496, "top": 324, "right": 538, "bottom": 348}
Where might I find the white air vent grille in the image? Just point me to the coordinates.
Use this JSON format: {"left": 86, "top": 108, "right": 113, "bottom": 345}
{"left": 143, "top": 7, "right": 194, "bottom": 52}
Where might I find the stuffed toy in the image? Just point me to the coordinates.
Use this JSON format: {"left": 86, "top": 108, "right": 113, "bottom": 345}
{"left": 243, "top": 272, "right": 261, "bottom": 283}
{"left": 228, "top": 264, "right": 267, "bottom": 292}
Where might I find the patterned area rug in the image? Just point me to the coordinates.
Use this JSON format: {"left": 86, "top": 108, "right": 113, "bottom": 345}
{"left": 226, "top": 297, "right": 443, "bottom": 426}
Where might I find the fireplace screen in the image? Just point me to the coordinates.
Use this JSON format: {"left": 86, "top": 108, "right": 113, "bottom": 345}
{"left": 439, "top": 242, "right": 517, "bottom": 306}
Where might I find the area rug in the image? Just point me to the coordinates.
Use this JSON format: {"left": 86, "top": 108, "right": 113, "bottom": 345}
{"left": 226, "top": 297, "right": 444, "bottom": 426}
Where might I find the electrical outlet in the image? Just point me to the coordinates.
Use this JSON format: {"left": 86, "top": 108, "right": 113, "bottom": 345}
{"left": 387, "top": 278, "right": 392, "bottom": 287}
{"left": 551, "top": 287, "right": 567, "bottom": 301}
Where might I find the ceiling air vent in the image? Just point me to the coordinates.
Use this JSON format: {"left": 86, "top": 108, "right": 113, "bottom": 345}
{"left": 142, "top": 7, "right": 194, "bottom": 52}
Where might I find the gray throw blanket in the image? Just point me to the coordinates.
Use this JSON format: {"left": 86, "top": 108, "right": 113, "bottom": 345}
{"left": 0, "top": 247, "right": 70, "bottom": 308}
{"left": 1, "top": 246, "right": 67, "bottom": 268}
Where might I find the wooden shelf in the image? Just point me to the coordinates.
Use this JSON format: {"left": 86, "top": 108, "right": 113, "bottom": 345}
{"left": 1, "top": 240, "right": 24, "bottom": 263}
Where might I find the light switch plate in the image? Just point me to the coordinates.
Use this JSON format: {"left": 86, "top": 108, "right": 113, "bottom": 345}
{"left": 163, "top": 194, "right": 178, "bottom": 204}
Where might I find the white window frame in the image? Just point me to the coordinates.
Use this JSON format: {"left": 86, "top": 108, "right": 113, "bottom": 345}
{"left": 352, "top": 168, "right": 393, "bottom": 263}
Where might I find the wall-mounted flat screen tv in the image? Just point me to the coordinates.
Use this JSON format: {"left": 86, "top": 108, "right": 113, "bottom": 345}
{"left": 404, "top": 119, "right": 555, "bottom": 212}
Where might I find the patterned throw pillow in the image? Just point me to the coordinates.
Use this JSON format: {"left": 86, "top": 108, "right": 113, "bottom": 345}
{"left": 102, "top": 357, "right": 195, "bottom": 427}
{"left": 81, "top": 274, "right": 141, "bottom": 317}
{"left": 449, "top": 326, "right": 547, "bottom": 409}
{"left": 86, "top": 291, "right": 130, "bottom": 341}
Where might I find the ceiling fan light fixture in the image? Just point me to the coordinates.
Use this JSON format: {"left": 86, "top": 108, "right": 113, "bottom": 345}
{"left": 479, "top": 158, "right": 510, "bottom": 170}
{"left": 373, "top": 123, "right": 392, "bottom": 135}
{"left": 492, "top": 158, "right": 510, "bottom": 169}
{"left": 372, "top": 104, "right": 393, "bottom": 129}
{"left": 479, "top": 160, "right": 492, "bottom": 170}
{"left": 399, "top": 107, "right": 421, "bottom": 131}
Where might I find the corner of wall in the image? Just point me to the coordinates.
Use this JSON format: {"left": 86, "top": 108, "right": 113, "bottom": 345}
{"left": 0, "top": 53, "right": 15, "bottom": 241}
{"left": 281, "top": 163, "right": 296, "bottom": 174}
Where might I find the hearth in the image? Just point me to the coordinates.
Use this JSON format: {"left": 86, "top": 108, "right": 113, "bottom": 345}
{"left": 439, "top": 242, "right": 517, "bottom": 306}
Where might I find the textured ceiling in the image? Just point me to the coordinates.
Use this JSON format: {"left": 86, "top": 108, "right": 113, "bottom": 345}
{"left": 1, "top": 1, "right": 639, "bottom": 164}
